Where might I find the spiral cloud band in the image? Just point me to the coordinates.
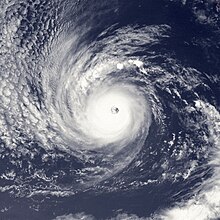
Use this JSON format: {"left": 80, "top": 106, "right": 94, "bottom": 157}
{"left": 43, "top": 41, "right": 151, "bottom": 150}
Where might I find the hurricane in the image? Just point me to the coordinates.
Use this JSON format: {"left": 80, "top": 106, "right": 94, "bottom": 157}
{"left": 0, "top": 0, "right": 219, "bottom": 219}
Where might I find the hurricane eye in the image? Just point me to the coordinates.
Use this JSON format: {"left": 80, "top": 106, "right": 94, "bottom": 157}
{"left": 111, "top": 106, "right": 119, "bottom": 114}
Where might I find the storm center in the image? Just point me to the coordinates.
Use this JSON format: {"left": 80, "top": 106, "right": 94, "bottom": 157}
{"left": 111, "top": 106, "right": 119, "bottom": 114}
